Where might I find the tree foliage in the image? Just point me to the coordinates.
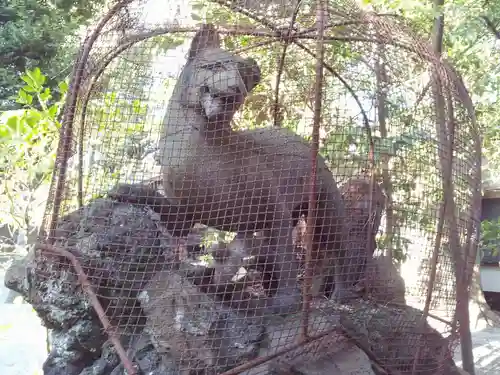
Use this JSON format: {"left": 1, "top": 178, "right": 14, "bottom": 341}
{"left": 0, "top": 68, "right": 66, "bottom": 232}
{"left": 0, "top": 0, "right": 107, "bottom": 110}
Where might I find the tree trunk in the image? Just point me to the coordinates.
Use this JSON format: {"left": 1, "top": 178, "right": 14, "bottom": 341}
{"left": 429, "top": 0, "right": 476, "bottom": 373}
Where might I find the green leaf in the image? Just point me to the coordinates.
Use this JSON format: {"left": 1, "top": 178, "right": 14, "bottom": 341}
{"left": 58, "top": 81, "right": 69, "bottom": 94}
{"left": 191, "top": 12, "right": 202, "bottom": 21}
{"left": 239, "top": 36, "right": 250, "bottom": 47}
{"left": 39, "top": 88, "right": 52, "bottom": 102}
{"left": 6, "top": 116, "right": 21, "bottom": 132}
{"left": 22, "top": 85, "right": 37, "bottom": 93}
{"left": 155, "top": 35, "right": 185, "bottom": 53}
{"left": 48, "top": 104, "right": 59, "bottom": 120}
{"left": 26, "top": 68, "right": 46, "bottom": 88}
{"left": 132, "top": 99, "right": 144, "bottom": 115}
{"left": 104, "top": 91, "right": 117, "bottom": 107}
{"left": 224, "top": 37, "right": 235, "bottom": 50}
{"left": 24, "top": 110, "right": 42, "bottom": 128}
{"left": 21, "top": 75, "right": 38, "bottom": 91}
{"left": 17, "top": 89, "right": 33, "bottom": 105}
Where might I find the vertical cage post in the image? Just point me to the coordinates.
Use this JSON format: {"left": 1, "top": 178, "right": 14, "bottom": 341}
{"left": 301, "top": 0, "right": 327, "bottom": 341}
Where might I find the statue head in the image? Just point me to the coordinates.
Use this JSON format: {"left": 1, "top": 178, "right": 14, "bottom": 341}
{"left": 179, "top": 24, "right": 261, "bottom": 120}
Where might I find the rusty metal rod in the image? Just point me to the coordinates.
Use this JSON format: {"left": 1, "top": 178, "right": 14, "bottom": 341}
{"left": 219, "top": 325, "right": 340, "bottom": 375}
{"left": 37, "top": 244, "right": 137, "bottom": 375}
{"left": 48, "top": 0, "right": 135, "bottom": 241}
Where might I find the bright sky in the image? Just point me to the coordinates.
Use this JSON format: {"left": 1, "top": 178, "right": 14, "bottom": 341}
{"left": 135, "top": 0, "right": 197, "bottom": 124}
{"left": 139, "top": 0, "right": 195, "bottom": 27}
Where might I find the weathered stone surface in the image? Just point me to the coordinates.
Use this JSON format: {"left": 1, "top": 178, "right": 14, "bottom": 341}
{"left": 136, "top": 268, "right": 265, "bottom": 373}
{"left": 4, "top": 197, "right": 465, "bottom": 375}
{"left": 242, "top": 304, "right": 374, "bottom": 375}
{"left": 344, "top": 300, "right": 463, "bottom": 375}
{"left": 360, "top": 254, "right": 407, "bottom": 305}
{"left": 4, "top": 198, "right": 179, "bottom": 375}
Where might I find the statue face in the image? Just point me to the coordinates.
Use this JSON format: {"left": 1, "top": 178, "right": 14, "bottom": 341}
{"left": 179, "top": 24, "right": 261, "bottom": 120}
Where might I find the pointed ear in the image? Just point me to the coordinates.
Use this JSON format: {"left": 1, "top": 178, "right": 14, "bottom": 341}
{"left": 188, "top": 23, "right": 221, "bottom": 59}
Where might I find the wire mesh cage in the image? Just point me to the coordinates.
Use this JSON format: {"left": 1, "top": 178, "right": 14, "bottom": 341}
{"left": 7, "top": 0, "right": 481, "bottom": 374}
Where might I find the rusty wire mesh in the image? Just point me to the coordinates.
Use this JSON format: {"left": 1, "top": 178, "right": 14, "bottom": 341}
{"left": 16, "top": 0, "right": 481, "bottom": 374}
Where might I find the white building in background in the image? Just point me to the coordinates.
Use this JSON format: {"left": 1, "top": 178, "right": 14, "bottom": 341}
{"left": 479, "top": 156, "right": 500, "bottom": 297}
